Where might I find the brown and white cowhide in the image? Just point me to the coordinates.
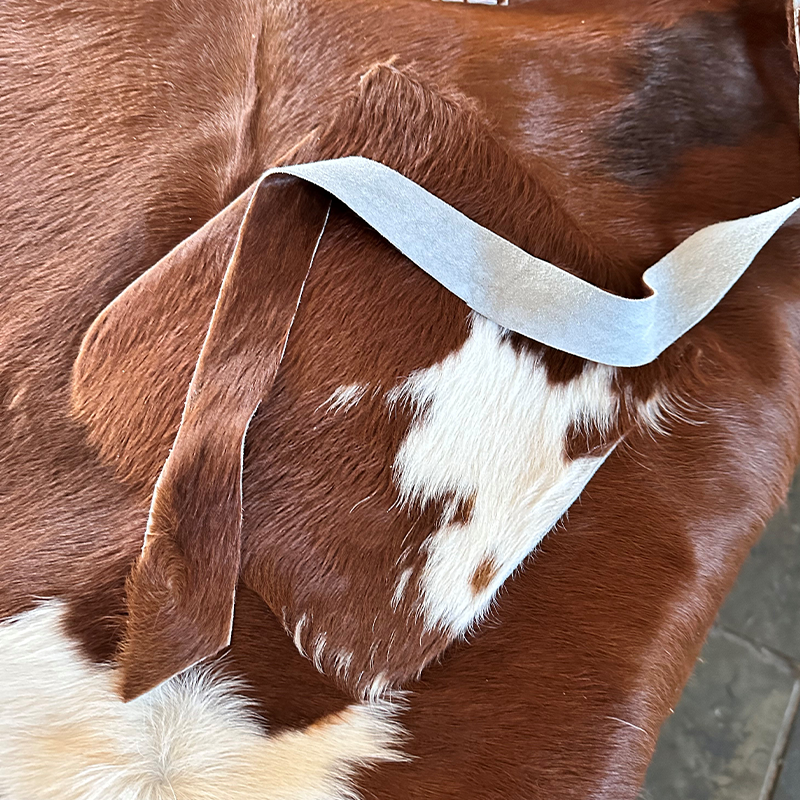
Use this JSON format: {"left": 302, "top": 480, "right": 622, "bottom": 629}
{"left": 1, "top": 1, "right": 800, "bottom": 799}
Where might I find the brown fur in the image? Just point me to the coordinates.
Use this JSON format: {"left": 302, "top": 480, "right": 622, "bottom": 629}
{"left": 2, "top": 0, "right": 800, "bottom": 797}
{"left": 74, "top": 63, "right": 624, "bottom": 702}
{"left": 76, "top": 176, "right": 332, "bottom": 699}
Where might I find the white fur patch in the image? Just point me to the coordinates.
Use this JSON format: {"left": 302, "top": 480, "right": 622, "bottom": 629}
{"left": 319, "top": 384, "right": 370, "bottom": 415}
{"left": 390, "top": 316, "right": 618, "bottom": 634}
{"left": 0, "top": 603, "right": 404, "bottom": 800}
{"left": 391, "top": 568, "right": 414, "bottom": 610}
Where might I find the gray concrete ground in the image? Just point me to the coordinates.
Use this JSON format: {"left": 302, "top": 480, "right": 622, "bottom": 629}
{"left": 641, "top": 472, "right": 800, "bottom": 800}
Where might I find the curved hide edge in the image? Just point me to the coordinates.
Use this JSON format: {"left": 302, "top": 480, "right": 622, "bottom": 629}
{"left": 71, "top": 196, "right": 248, "bottom": 488}
{"left": 0, "top": 603, "right": 405, "bottom": 800}
{"left": 75, "top": 176, "right": 331, "bottom": 700}
{"left": 72, "top": 64, "right": 639, "bottom": 702}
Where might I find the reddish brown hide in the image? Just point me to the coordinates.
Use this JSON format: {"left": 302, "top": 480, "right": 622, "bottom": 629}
{"left": 2, "top": 1, "right": 800, "bottom": 798}
{"left": 76, "top": 176, "right": 332, "bottom": 700}
{"left": 74, "top": 62, "right": 617, "bottom": 702}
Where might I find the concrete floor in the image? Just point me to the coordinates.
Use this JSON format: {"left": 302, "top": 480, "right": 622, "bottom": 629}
{"left": 641, "top": 472, "right": 800, "bottom": 800}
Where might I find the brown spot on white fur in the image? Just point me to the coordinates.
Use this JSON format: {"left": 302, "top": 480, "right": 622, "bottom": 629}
{"left": 470, "top": 557, "right": 498, "bottom": 595}
{"left": 392, "top": 316, "right": 622, "bottom": 634}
